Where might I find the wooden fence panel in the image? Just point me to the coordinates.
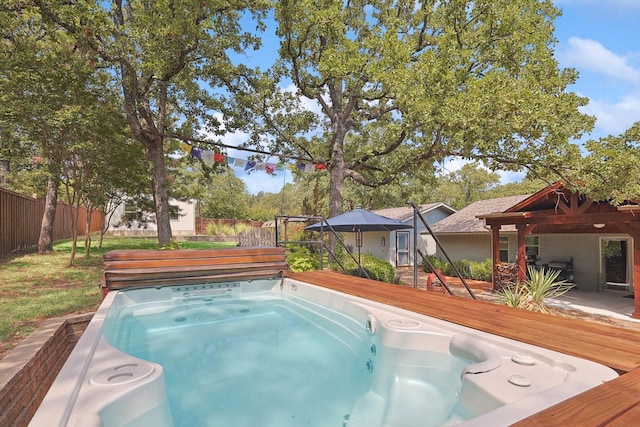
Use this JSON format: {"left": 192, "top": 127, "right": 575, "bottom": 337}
{"left": 0, "top": 188, "right": 40, "bottom": 255}
{"left": 0, "top": 187, "right": 104, "bottom": 255}
{"left": 237, "top": 228, "right": 276, "bottom": 247}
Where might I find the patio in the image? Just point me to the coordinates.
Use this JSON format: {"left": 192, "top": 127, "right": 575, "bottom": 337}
{"left": 395, "top": 267, "right": 640, "bottom": 326}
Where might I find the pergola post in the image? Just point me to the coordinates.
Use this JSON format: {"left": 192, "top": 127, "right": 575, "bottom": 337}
{"left": 491, "top": 225, "right": 500, "bottom": 291}
{"left": 516, "top": 224, "right": 527, "bottom": 283}
{"left": 633, "top": 235, "right": 640, "bottom": 319}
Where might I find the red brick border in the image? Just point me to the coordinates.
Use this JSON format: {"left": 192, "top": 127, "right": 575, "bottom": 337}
{"left": 0, "top": 313, "right": 93, "bottom": 427}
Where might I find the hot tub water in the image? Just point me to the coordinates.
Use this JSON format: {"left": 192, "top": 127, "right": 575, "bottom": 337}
{"left": 105, "top": 294, "right": 374, "bottom": 427}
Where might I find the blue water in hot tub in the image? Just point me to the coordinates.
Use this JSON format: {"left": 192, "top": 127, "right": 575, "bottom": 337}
{"left": 103, "top": 291, "right": 375, "bottom": 427}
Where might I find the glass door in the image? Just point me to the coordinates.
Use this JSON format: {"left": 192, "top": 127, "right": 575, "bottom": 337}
{"left": 600, "top": 238, "right": 630, "bottom": 291}
{"left": 396, "top": 231, "right": 410, "bottom": 266}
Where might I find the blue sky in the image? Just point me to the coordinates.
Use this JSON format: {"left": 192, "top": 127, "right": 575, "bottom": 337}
{"left": 554, "top": 0, "right": 640, "bottom": 139}
{"left": 227, "top": 0, "right": 640, "bottom": 194}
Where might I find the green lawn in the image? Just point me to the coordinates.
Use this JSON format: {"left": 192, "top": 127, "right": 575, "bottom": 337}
{"left": 0, "top": 236, "right": 235, "bottom": 356}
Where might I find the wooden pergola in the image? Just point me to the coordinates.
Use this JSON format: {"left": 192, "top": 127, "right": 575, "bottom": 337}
{"left": 478, "top": 182, "right": 640, "bottom": 319}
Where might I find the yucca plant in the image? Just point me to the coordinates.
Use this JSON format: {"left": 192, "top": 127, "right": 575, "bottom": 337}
{"left": 496, "top": 283, "right": 529, "bottom": 308}
{"left": 497, "top": 266, "right": 575, "bottom": 313}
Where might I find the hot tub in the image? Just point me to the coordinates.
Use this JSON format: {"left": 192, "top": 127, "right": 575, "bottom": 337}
{"left": 29, "top": 277, "right": 618, "bottom": 427}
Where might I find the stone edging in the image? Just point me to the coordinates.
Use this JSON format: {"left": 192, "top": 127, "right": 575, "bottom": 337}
{"left": 0, "top": 313, "right": 93, "bottom": 427}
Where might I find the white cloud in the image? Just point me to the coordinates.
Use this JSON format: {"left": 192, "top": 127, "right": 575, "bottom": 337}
{"left": 496, "top": 170, "right": 526, "bottom": 184}
{"left": 558, "top": 38, "right": 640, "bottom": 87}
{"left": 555, "top": 38, "right": 640, "bottom": 137}
{"left": 582, "top": 94, "right": 640, "bottom": 136}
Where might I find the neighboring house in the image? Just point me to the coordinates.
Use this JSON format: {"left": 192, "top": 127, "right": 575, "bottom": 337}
{"left": 107, "top": 199, "right": 197, "bottom": 236}
{"left": 429, "top": 185, "right": 639, "bottom": 304}
{"left": 344, "top": 203, "right": 456, "bottom": 267}
{"left": 428, "top": 195, "right": 529, "bottom": 263}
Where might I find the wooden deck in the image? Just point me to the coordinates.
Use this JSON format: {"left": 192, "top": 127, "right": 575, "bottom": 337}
{"left": 290, "top": 270, "right": 640, "bottom": 426}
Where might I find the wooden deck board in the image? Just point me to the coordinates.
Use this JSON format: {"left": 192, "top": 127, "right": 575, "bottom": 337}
{"left": 289, "top": 270, "right": 640, "bottom": 426}
{"left": 289, "top": 270, "right": 640, "bottom": 372}
{"left": 512, "top": 368, "right": 640, "bottom": 426}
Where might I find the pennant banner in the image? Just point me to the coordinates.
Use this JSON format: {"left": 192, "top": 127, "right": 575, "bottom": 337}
{"left": 178, "top": 143, "right": 327, "bottom": 175}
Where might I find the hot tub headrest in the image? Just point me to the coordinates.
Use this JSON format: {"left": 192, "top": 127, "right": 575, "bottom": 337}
{"left": 449, "top": 334, "right": 502, "bottom": 378}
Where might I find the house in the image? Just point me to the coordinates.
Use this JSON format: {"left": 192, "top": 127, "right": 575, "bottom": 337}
{"left": 428, "top": 195, "right": 529, "bottom": 263}
{"left": 428, "top": 183, "right": 640, "bottom": 318}
{"left": 107, "top": 199, "right": 197, "bottom": 236}
{"left": 343, "top": 203, "right": 456, "bottom": 267}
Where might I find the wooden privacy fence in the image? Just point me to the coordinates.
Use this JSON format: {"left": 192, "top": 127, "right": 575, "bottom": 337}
{"left": 237, "top": 228, "right": 276, "bottom": 247}
{"left": 0, "top": 187, "right": 103, "bottom": 256}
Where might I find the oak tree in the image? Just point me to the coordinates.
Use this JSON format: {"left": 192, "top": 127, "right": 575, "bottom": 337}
{"left": 33, "top": 0, "right": 269, "bottom": 246}
{"left": 239, "top": 0, "right": 593, "bottom": 219}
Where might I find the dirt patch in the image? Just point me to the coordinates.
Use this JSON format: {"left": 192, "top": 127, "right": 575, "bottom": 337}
{"left": 46, "top": 279, "right": 78, "bottom": 290}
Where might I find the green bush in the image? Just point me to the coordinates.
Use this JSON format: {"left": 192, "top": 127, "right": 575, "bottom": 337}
{"left": 205, "top": 222, "right": 253, "bottom": 236}
{"left": 344, "top": 253, "right": 396, "bottom": 283}
{"left": 422, "top": 256, "right": 492, "bottom": 282}
{"left": 160, "top": 239, "right": 186, "bottom": 250}
{"left": 422, "top": 255, "right": 448, "bottom": 273}
{"left": 286, "top": 247, "right": 320, "bottom": 272}
{"left": 469, "top": 259, "right": 493, "bottom": 281}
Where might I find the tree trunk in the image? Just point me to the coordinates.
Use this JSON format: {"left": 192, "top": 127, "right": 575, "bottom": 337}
{"left": 328, "top": 119, "right": 348, "bottom": 219}
{"left": 327, "top": 132, "right": 347, "bottom": 260}
{"left": 38, "top": 177, "right": 58, "bottom": 253}
{"left": 99, "top": 206, "right": 108, "bottom": 250}
{"left": 328, "top": 157, "right": 345, "bottom": 219}
{"left": 149, "top": 141, "right": 172, "bottom": 247}
{"left": 84, "top": 208, "right": 92, "bottom": 257}
{"left": 67, "top": 198, "right": 80, "bottom": 267}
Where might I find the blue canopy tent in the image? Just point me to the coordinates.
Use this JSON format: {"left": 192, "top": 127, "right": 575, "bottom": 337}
{"left": 305, "top": 208, "right": 413, "bottom": 270}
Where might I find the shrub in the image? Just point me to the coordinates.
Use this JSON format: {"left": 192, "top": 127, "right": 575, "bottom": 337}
{"left": 422, "top": 256, "right": 493, "bottom": 282}
{"left": 161, "top": 239, "right": 186, "bottom": 250}
{"left": 286, "top": 247, "right": 320, "bottom": 272}
{"left": 422, "top": 255, "right": 448, "bottom": 274}
{"left": 205, "top": 222, "right": 253, "bottom": 236}
{"left": 468, "top": 259, "right": 493, "bottom": 282}
{"left": 344, "top": 253, "right": 396, "bottom": 283}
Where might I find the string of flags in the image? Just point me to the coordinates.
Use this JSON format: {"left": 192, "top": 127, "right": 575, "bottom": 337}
{"left": 175, "top": 141, "right": 327, "bottom": 175}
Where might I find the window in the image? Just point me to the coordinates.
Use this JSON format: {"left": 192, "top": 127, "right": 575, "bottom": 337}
{"left": 124, "top": 202, "right": 137, "bottom": 216}
{"left": 525, "top": 236, "right": 539, "bottom": 264}
{"left": 499, "top": 236, "right": 509, "bottom": 262}
{"left": 169, "top": 205, "right": 180, "bottom": 221}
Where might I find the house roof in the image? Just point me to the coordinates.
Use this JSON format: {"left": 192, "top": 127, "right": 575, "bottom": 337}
{"left": 476, "top": 182, "right": 640, "bottom": 234}
{"left": 373, "top": 202, "right": 456, "bottom": 222}
{"left": 428, "top": 195, "right": 530, "bottom": 233}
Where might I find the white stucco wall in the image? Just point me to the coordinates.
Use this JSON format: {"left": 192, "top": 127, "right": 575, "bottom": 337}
{"left": 536, "top": 233, "right": 631, "bottom": 291}
{"left": 107, "top": 199, "right": 196, "bottom": 236}
{"left": 344, "top": 231, "right": 389, "bottom": 263}
{"left": 435, "top": 234, "right": 492, "bottom": 262}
